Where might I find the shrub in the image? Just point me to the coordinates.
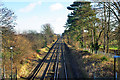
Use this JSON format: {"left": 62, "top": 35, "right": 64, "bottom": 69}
{"left": 36, "top": 50, "right": 40, "bottom": 53}
{"left": 101, "top": 56, "right": 108, "bottom": 61}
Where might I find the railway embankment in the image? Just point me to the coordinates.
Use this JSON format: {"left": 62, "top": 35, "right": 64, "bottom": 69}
{"left": 65, "top": 43, "right": 119, "bottom": 79}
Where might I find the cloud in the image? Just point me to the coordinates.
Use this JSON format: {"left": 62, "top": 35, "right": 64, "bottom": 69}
{"left": 50, "top": 3, "right": 64, "bottom": 11}
{"left": 19, "top": 1, "right": 41, "bottom": 13}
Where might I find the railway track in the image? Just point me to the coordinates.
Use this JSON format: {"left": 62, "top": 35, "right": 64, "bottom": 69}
{"left": 27, "top": 38, "right": 68, "bottom": 80}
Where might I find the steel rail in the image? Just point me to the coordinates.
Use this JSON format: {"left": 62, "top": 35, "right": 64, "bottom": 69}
{"left": 54, "top": 39, "right": 68, "bottom": 80}
{"left": 40, "top": 43, "right": 59, "bottom": 80}
{"left": 54, "top": 43, "right": 61, "bottom": 80}
{"left": 31, "top": 44, "right": 57, "bottom": 80}
{"left": 44, "top": 44, "right": 59, "bottom": 78}
{"left": 61, "top": 43, "right": 68, "bottom": 80}
{"left": 28, "top": 39, "right": 59, "bottom": 80}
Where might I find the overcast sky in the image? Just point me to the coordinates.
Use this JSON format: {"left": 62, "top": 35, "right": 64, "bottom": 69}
{"left": 1, "top": 0, "right": 75, "bottom": 34}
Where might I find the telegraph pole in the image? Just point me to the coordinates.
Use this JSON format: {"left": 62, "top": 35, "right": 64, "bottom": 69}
{"left": 0, "top": 26, "right": 2, "bottom": 79}
{"left": 10, "top": 47, "right": 13, "bottom": 80}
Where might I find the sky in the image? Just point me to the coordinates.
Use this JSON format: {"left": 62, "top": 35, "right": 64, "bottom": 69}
{"left": 0, "top": 0, "right": 117, "bottom": 34}
{"left": 1, "top": 0, "right": 75, "bottom": 34}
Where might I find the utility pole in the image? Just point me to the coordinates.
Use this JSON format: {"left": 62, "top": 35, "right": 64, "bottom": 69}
{"left": 16, "top": 67, "right": 17, "bottom": 80}
{"left": 0, "top": 26, "right": 2, "bottom": 79}
{"left": 103, "top": 2, "right": 106, "bottom": 54}
{"left": 10, "top": 47, "right": 13, "bottom": 80}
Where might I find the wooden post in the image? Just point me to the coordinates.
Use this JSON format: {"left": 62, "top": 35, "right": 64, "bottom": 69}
{"left": 16, "top": 67, "right": 17, "bottom": 80}
{"left": 114, "top": 57, "right": 116, "bottom": 80}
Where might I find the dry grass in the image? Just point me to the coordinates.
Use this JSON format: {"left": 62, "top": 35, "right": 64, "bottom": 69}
{"left": 81, "top": 52, "right": 115, "bottom": 78}
{"left": 18, "top": 42, "right": 55, "bottom": 78}
{"left": 68, "top": 44, "right": 116, "bottom": 78}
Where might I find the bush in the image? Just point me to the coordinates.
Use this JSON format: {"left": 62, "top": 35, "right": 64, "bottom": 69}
{"left": 36, "top": 50, "right": 40, "bottom": 53}
{"left": 101, "top": 56, "right": 108, "bottom": 61}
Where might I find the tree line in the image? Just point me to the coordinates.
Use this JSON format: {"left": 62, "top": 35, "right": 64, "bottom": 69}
{"left": 63, "top": 1, "right": 120, "bottom": 54}
{"left": 62, "top": 1, "right": 120, "bottom": 77}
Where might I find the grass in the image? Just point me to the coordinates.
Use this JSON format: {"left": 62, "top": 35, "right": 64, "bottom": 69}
{"left": 36, "top": 43, "right": 54, "bottom": 59}
{"left": 72, "top": 47, "right": 115, "bottom": 77}
{"left": 39, "top": 42, "right": 55, "bottom": 53}
{"left": 65, "top": 41, "right": 117, "bottom": 77}
{"left": 0, "top": 53, "right": 2, "bottom": 58}
{"left": 19, "top": 63, "right": 29, "bottom": 77}
{"left": 36, "top": 54, "right": 43, "bottom": 59}
{"left": 101, "top": 56, "right": 108, "bottom": 61}
{"left": 109, "top": 47, "right": 118, "bottom": 50}
{"left": 40, "top": 48, "right": 48, "bottom": 53}
{"left": 66, "top": 40, "right": 117, "bottom": 77}
{"left": 83, "top": 50, "right": 89, "bottom": 52}
{"left": 82, "top": 46, "right": 113, "bottom": 61}
{"left": 90, "top": 53, "right": 104, "bottom": 59}
{"left": 100, "top": 45, "right": 118, "bottom": 50}
{"left": 82, "top": 52, "right": 115, "bottom": 77}
{"left": 17, "top": 42, "right": 55, "bottom": 78}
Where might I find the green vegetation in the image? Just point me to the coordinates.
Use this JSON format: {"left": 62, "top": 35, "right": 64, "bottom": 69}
{"left": 81, "top": 51, "right": 114, "bottom": 77}
{"left": 101, "top": 56, "right": 108, "bottom": 61}
{"left": 36, "top": 50, "right": 40, "bottom": 53}
{"left": 109, "top": 47, "right": 118, "bottom": 50}
{"left": 0, "top": 0, "right": 120, "bottom": 79}
{"left": 63, "top": 1, "right": 120, "bottom": 77}
{"left": 63, "top": 1, "right": 120, "bottom": 54}
{"left": 100, "top": 45, "right": 118, "bottom": 50}
{"left": 68, "top": 45, "right": 115, "bottom": 77}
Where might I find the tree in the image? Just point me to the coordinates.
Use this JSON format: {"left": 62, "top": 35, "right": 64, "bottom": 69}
{"left": 0, "top": 6, "right": 16, "bottom": 28}
{"left": 23, "top": 30, "right": 46, "bottom": 50}
{"left": 41, "top": 23, "right": 54, "bottom": 47}
{"left": 66, "top": 2, "right": 86, "bottom": 47}
{"left": 0, "top": 5, "right": 16, "bottom": 52}
{"left": 0, "top": 5, "right": 16, "bottom": 78}
{"left": 96, "top": 1, "right": 119, "bottom": 53}
{"left": 65, "top": 1, "right": 102, "bottom": 53}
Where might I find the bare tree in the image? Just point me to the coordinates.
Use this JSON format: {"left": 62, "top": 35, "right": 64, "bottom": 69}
{"left": 0, "top": 4, "right": 16, "bottom": 78}
{"left": 41, "top": 23, "right": 54, "bottom": 46}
